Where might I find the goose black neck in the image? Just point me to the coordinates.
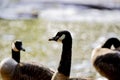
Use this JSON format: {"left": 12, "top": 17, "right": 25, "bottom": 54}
{"left": 58, "top": 40, "right": 72, "bottom": 77}
{"left": 102, "top": 38, "right": 120, "bottom": 49}
{"left": 12, "top": 49, "right": 20, "bottom": 63}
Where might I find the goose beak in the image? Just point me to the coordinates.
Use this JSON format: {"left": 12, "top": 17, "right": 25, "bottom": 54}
{"left": 49, "top": 37, "right": 56, "bottom": 41}
{"left": 21, "top": 47, "right": 25, "bottom": 52}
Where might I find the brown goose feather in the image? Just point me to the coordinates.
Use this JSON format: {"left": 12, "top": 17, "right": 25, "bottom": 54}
{"left": 12, "top": 62, "right": 54, "bottom": 80}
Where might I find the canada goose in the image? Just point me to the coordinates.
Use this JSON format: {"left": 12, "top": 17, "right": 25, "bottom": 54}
{"left": 49, "top": 30, "right": 72, "bottom": 80}
{"left": 91, "top": 37, "right": 120, "bottom": 80}
{"left": 49, "top": 30, "right": 92, "bottom": 80}
{"left": 0, "top": 40, "right": 54, "bottom": 80}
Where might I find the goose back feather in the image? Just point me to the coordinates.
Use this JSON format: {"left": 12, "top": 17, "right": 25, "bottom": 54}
{"left": 12, "top": 62, "right": 53, "bottom": 80}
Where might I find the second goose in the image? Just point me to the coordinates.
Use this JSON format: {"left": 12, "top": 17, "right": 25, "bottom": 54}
{"left": 91, "top": 37, "right": 120, "bottom": 80}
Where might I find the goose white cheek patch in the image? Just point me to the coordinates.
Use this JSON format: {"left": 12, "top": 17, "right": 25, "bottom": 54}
{"left": 12, "top": 43, "right": 19, "bottom": 52}
{"left": 57, "top": 34, "right": 65, "bottom": 42}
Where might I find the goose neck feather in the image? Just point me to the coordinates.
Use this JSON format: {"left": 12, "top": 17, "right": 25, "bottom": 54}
{"left": 12, "top": 49, "right": 20, "bottom": 63}
{"left": 58, "top": 33, "right": 72, "bottom": 78}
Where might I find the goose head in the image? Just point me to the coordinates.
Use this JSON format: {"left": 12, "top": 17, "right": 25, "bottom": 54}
{"left": 49, "top": 30, "right": 72, "bottom": 44}
{"left": 12, "top": 40, "right": 25, "bottom": 52}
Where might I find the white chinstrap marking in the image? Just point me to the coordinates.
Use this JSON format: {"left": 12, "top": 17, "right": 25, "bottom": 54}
{"left": 58, "top": 34, "right": 65, "bottom": 42}
{"left": 11, "top": 43, "right": 19, "bottom": 52}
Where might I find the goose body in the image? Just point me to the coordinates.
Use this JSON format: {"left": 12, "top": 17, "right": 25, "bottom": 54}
{"left": 49, "top": 30, "right": 92, "bottom": 80}
{"left": 0, "top": 58, "right": 17, "bottom": 80}
{"left": 0, "top": 40, "right": 53, "bottom": 80}
{"left": 91, "top": 37, "right": 120, "bottom": 80}
{"left": 11, "top": 62, "right": 53, "bottom": 80}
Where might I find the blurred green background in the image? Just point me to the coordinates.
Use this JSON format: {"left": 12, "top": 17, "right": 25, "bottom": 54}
{"left": 0, "top": 0, "right": 120, "bottom": 80}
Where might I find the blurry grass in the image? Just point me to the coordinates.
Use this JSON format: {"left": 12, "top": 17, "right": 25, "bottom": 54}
{"left": 0, "top": 19, "right": 120, "bottom": 80}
